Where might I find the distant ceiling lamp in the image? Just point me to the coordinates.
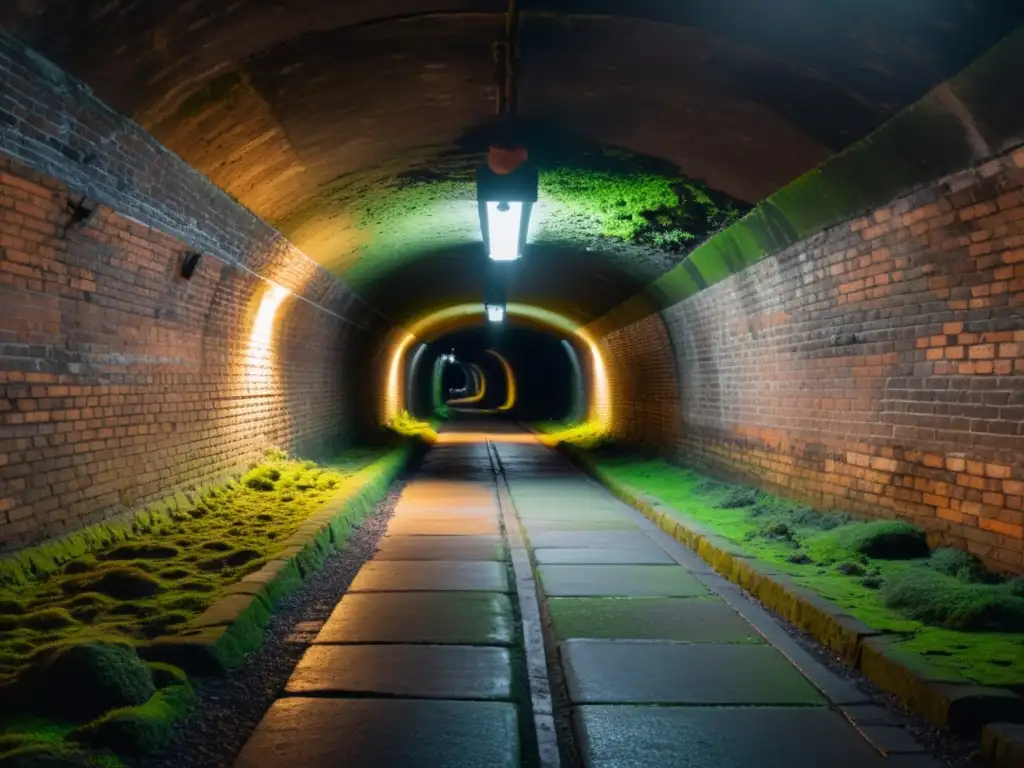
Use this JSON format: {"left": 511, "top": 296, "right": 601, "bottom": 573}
{"left": 484, "top": 268, "right": 507, "bottom": 323}
{"left": 476, "top": 145, "right": 538, "bottom": 262}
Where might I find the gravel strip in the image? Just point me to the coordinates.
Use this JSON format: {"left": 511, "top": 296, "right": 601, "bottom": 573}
{"left": 761, "top": 600, "right": 984, "bottom": 768}
{"left": 144, "top": 480, "right": 405, "bottom": 768}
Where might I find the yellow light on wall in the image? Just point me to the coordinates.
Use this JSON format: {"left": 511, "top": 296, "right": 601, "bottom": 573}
{"left": 385, "top": 332, "right": 417, "bottom": 423}
{"left": 448, "top": 364, "right": 487, "bottom": 405}
{"left": 379, "top": 303, "right": 614, "bottom": 436}
{"left": 580, "top": 330, "right": 612, "bottom": 433}
{"left": 244, "top": 282, "right": 290, "bottom": 393}
{"left": 486, "top": 350, "right": 516, "bottom": 411}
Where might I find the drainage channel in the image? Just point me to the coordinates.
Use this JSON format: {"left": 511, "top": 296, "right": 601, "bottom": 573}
{"left": 487, "top": 439, "right": 564, "bottom": 768}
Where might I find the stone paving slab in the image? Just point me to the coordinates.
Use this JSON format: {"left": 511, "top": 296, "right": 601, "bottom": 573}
{"left": 513, "top": 502, "right": 631, "bottom": 516}
{"left": 391, "top": 506, "right": 498, "bottom": 519}
{"left": 521, "top": 518, "right": 640, "bottom": 532}
{"left": 512, "top": 489, "right": 623, "bottom": 500}
{"left": 400, "top": 490, "right": 495, "bottom": 503}
{"left": 314, "top": 592, "right": 515, "bottom": 645}
{"left": 539, "top": 564, "right": 708, "bottom": 597}
{"left": 573, "top": 705, "right": 887, "bottom": 768}
{"left": 548, "top": 597, "right": 762, "bottom": 642}
{"left": 386, "top": 517, "right": 501, "bottom": 536}
{"left": 349, "top": 561, "right": 509, "bottom": 592}
{"left": 516, "top": 511, "right": 634, "bottom": 525}
{"left": 527, "top": 531, "right": 658, "bottom": 550}
{"left": 534, "top": 547, "right": 675, "bottom": 565}
{"left": 235, "top": 698, "right": 518, "bottom": 768}
{"left": 376, "top": 535, "right": 507, "bottom": 561}
{"left": 561, "top": 639, "right": 823, "bottom": 704}
{"left": 520, "top": 518, "right": 638, "bottom": 536}
{"left": 285, "top": 644, "right": 513, "bottom": 700}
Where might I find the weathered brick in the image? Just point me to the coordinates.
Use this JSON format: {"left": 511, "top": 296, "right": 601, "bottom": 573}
{"left": 0, "top": 159, "right": 365, "bottom": 550}
{"left": 600, "top": 144, "right": 1024, "bottom": 574}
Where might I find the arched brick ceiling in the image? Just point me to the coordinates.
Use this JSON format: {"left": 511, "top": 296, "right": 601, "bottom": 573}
{"left": 3, "top": 0, "right": 1020, "bottom": 326}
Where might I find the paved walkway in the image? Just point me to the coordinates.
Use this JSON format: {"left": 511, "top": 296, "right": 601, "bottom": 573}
{"left": 235, "top": 426, "right": 940, "bottom": 768}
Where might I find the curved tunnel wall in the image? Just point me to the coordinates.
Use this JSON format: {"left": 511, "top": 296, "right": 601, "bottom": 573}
{"left": 0, "top": 33, "right": 380, "bottom": 550}
{"left": 380, "top": 303, "right": 615, "bottom": 432}
{"left": 2, "top": 19, "right": 1022, "bottom": 578}
{"left": 589, "top": 30, "right": 1024, "bottom": 572}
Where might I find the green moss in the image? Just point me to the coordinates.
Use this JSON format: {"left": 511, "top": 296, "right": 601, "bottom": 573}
{"left": 534, "top": 421, "right": 611, "bottom": 450}
{"left": 0, "top": 742, "right": 122, "bottom": 768}
{"left": 539, "top": 168, "right": 741, "bottom": 248}
{"left": 146, "top": 663, "right": 188, "bottom": 689}
{"left": 828, "top": 521, "right": 929, "bottom": 560}
{"left": 99, "top": 545, "right": 179, "bottom": 562}
{"left": 0, "top": 447, "right": 390, "bottom": 685}
{"left": 928, "top": 547, "right": 995, "bottom": 583}
{"left": 18, "top": 642, "right": 155, "bottom": 722}
{"left": 61, "top": 568, "right": 163, "bottom": 601}
{"left": 883, "top": 567, "right": 1024, "bottom": 631}
{"left": 70, "top": 683, "right": 194, "bottom": 756}
{"left": 241, "top": 466, "right": 281, "bottom": 491}
{"left": 588, "top": 452, "right": 1024, "bottom": 687}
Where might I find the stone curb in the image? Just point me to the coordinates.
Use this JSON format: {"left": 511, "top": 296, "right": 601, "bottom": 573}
{"left": 560, "top": 446, "right": 1024, "bottom": 739}
{"left": 140, "top": 442, "right": 420, "bottom": 674}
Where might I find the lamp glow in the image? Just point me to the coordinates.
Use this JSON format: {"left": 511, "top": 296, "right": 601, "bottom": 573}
{"left": 244, "top": 282, "right": 291, "bottom": 394}
{"left": 486, "top": 201, "right": 523, "bottom": 261}
{"left": 486, "top": 304, "right": 506, "bottom": 323}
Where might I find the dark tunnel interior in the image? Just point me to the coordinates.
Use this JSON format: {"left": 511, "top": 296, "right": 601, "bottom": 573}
{"left": 1, "top": 2, "right": 1023, "bottom": 766}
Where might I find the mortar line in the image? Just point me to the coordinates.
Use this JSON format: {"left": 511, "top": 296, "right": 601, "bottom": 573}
{"left": 486, "top": 440, "right": 562, "bottom": 768}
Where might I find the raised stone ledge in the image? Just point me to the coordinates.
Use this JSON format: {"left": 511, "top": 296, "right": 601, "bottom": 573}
{"left": 564, "top": 445, "right": 1024, "bottom": 742}
{"left": 140, "top": 444, "right": 416, "bottom": 674}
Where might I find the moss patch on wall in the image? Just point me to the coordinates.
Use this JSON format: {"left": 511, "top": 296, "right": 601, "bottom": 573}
{"left": 0, "top": 447, "right": 387, "bottom": 689}
{"left": 588, "top": 452, "right": 1024, "bottom": 688}
{"left": 300, "top": 137, "right": 748, "bottom": 292}
{"left": 538, "top": 168, "right": 743, "bottom": 250}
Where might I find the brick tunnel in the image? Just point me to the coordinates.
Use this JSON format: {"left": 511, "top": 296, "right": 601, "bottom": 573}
{"left": 1, "top": 3, "right": 1023, "bottom": 767}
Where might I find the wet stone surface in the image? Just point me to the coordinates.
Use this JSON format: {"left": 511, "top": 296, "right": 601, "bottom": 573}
{"left": 560, "top": 639, "right": 824, "bottom": 705}
{"left": 236, "top": 698, "right": 519, "bottom": 768}
{"left": 538, "top": 563, "right": 709, "bottom": 597}
{"left": 548, "top": 597, "right": 763, "bottom": 643}
{"left": 312, "top": 592, "right": 516, "bottom": 645}
{"left": 347, "top": 560, "right": 510, "bottom": 593}
{"left": 285, "top": 644, "right": 513, "bottom": 700}
{"left": 573, "top": 705, "right": 905, "bottom": 768}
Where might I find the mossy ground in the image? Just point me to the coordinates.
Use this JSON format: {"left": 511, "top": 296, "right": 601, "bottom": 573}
{"left": 589, "top": 453, "right": 1024, "bottom": 688}
{"left": 0, "top": 656, "right": 190, "bottom": 767}
{"left": 0, "top": 447, "right": 387, "bottom": 689}
{"left": 534, "top": 420, "right": 610, "bottom": 450}
{"left": 316, "top": 133, "right": 748, "bottom": 291}
{"left": 388, "top": 411, "right": 439, "bottom": 444}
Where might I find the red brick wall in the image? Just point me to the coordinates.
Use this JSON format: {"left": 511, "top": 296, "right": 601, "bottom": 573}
{"left": 0, "top": 158, "right": 371, "bottom": 549}
{"left": 592, "top": 311, "right": 681, "bottom": 449}
{"left": 655, "top": 148, "right": 1024, "bottom": 572}
{"left": 0, "top": 35, "right": 388, "bottom": 550}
